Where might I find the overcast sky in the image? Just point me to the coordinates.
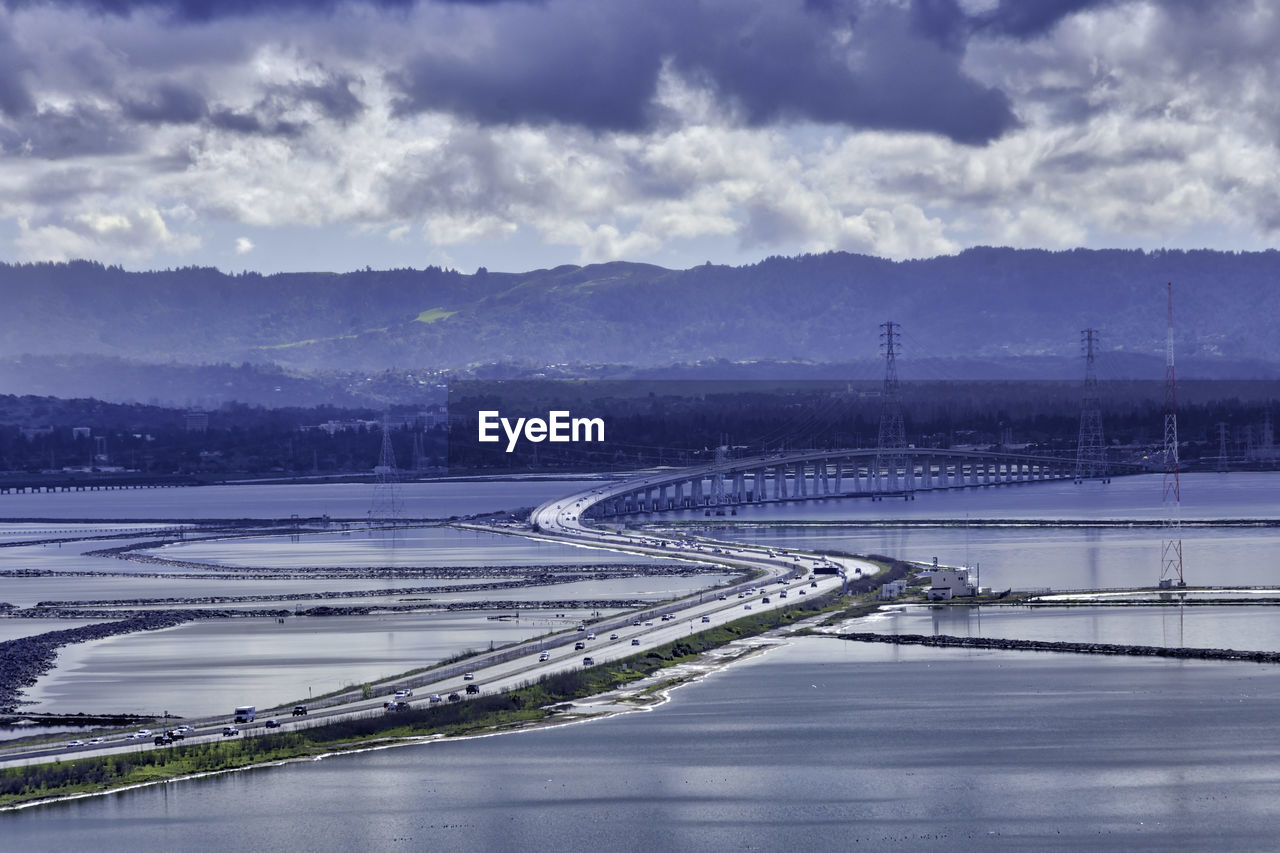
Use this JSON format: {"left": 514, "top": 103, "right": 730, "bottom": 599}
{"left": 0, "top": 0, "right": 1276, "bottom": 273}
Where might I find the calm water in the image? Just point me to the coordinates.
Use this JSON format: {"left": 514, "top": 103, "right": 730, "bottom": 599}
{"left": 8, "top": 638, "right": 1280, "bottom": 851}
{"left": 699, "top": 523, "right": 1280, "bottom": 590}
{"left": 0, "top": 479, "right": 606, "bottom": 521}
{"left": 20, "top": 610, "right": 608, "bottom": 717}
{"left": 835, "top": 603, "right": 1280, "bottom": 652}
{"left": 149, "top": 524, "right": 681, "bottom": 569}
{"left": 0, "top": 575, "right": 489, "bottom": 611}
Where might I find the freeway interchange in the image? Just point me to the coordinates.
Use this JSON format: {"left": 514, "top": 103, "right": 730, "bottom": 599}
{"left": 0, "top": 475, "right": 875, "bottom": 770}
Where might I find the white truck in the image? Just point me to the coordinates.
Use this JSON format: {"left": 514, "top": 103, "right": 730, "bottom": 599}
{"left": 233, "top": 705, "right": 256, "bottom": 723}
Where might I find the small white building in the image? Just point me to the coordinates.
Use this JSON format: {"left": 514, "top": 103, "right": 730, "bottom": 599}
{"left": 878, "top": 580, "right": 908, "bottom": 601}
{"left": 926, "top": 568, "right": 976, "bottom": 601}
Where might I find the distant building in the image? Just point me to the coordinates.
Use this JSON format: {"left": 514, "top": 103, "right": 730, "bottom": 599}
{"left": 20, "top": 426, "right": 54, "bottom": 441}
{"left": 184, "top": 410, "right": 209, "bottom": 432}
{"left": 72, "top": 427, "right": 91, "bottom": 439}
{"left": 878, "top": 580, "right": 908, "bottom": 601}
{"left": 926, "top": 567, "right": 976, "bottom": 601}
{"left": 308, "top": 419, "right": 380, "bottom": 435}
{"left": 418, "top": 404, "right": 447, "bottom": 429}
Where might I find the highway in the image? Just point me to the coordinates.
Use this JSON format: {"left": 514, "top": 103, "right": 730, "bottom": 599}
{"left": 0, "top": 475, "right": 877, "bottom": 770}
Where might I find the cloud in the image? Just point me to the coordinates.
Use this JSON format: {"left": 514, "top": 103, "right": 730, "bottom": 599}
{"left": 234, "top": 235, "right": 254, "bottom": 254}
{"left": 0, "top": 22, "right": 36, "bottom": 118}
{"left": 3, "top": 0, "right": 1280, "bottom": 272}
{"left": 15, "top": 207, "right": 200, "bottom": 261}
{"left": 390, "top": 0, "right": 1019, "bottom": 144}
{"left": 122, "top": 83, "right": 208, "bottom": 124}
{"left": 1, "top": 0, "right": 420, "bottom": 22}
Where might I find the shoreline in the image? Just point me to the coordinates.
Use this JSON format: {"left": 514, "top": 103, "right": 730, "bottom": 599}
{"left": 0, "top": 627, "right": 793, "bottom": 812}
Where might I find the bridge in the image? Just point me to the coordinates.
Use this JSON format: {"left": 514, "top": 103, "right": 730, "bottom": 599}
{"left": 0, "top": 475, "right": 201, "bottom": 495}
{"left": 572, "top": 447, "right": 1139, "bottom": 520}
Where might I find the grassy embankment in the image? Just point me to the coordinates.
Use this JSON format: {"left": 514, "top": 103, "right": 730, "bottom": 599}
{"left": 0, "top": 587, "right": 852, "bottom": 809}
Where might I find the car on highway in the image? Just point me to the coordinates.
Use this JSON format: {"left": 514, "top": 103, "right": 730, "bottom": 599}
{"left": 463, "top": 672, "right": 475, "bottom": 681}
{"left": 632, "top": 620, "right": 641, "bottom": 626}
{"left": 586, "top": 632, "right": 596, "bottom": 640}
{"left": 395, "top": 689, "right": 413, "bottom": 699}
{"left": 429, "top": 694, "right": 442, "bottom": 703}
{"left": 539, "top": 651, "right": 551, "bottom": 661}
{"left": 264, "top": 719, "right": 280, "bottom": 728}
{"left": 811, "top": 580, "right": 819, "bottom": 587}
{"left": 292, "top": 705, "right": 308, "bottom": 716}
{"left": 644, "top": 620, "right": 653, "bottom": 626}
{"left": 448, "top": 693, "right": 462, "bottom": 703}
{"left": 175, "top": 725, "right": 193, "bottom": 734}
{"left": 762, "top": 597, "right": 771, "bottom": 604}
{"left": 575, "top": 641, "right": 586, "bottom": 650}
{"left": 717, "top": 595, "right": 727, "bottom": 600}
{"left": 744, "top": 604, "right": 752, "bottom": 610}
{"left": 631, "top": 638, "right": 641, "bottom": 646}
{"left": 609, "top": 633, "right": 619, "bottom": 640}
{"left": 66, "top": 740, "right": 85, "bottom": 748}
{"left": 582, "top": 657, "right": 595, "bottom": 666}
{"left": 779, "top": 591, "right": 787, "bottom": 599}
{"left": 88, "top": 737, "right": 104, "bottom": 745}
{"left": 465, "top": 684, "right": 480, "bottom": 695}
{"left": 575, "top": 624, "right": 586, "bottom": 631}
{"left": 222, "top": 726, "right": 240, "bottom": 737}
{"left": 136, "top": 729, "right": 152, "bottom": 738}
{"left": 701, "top": 615, "right": 711, "bottom": 623}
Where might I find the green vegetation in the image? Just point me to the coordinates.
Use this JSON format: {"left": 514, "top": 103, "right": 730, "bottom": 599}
{"left": 0, "top": 592, "right": 842, "bottom": 809}
{"left": 414, "top": 307, "right": 458, "bottom": 324}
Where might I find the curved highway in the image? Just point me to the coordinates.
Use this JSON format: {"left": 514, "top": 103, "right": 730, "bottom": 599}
{"left": 1, "top": 467, "right": 876, "bottom": 771}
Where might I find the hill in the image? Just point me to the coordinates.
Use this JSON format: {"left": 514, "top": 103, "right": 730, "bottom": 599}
{"left": 1, "top": 248, "right": 1277, "bottom": 380}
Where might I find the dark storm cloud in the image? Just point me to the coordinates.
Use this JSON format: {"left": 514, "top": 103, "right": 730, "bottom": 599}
{"left": 209, "top": 108, "right": 304, "bottom": 138}
{"left": 0, "top": 0, "right": 539, "bottom": 20}
{"left": 0, "top": 105, "right": 138, "bottom": 158}
{"left": 0, "top": 24, "right": 35, "bottom": 118}
{"left": 392, "top": 0, "right": 1022, "bottom": 145}
{"left": 2, "top": 0, "right": 413, "bottom": 20}
{"left": 122, "top": 83, "right": 208, "bottom": 124}
{"left": 282, "top": 74, "right": 365, "bottom": 122}
{"left": 970, "top": 0, "right": 1119, "bottom": 38}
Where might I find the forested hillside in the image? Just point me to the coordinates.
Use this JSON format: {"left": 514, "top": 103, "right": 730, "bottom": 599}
{"left": 1, "top": 248, "right": 1276, "bottom": 373}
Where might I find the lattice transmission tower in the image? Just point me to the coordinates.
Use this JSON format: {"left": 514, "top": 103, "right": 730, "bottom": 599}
{"left": 370, "top": 415, "right": 403, "bottom": 525}
{"left": 710, "top": 442, "right": 728, "bottom": 506}
{"left": 1075, "top": 329, "right": 1109, "bottom": 482}
{"left": 1159, "top": 284, "right": 1185, "bottom": 588}
{"left": 875, "top": 321, "right": 909, "bottom": 495}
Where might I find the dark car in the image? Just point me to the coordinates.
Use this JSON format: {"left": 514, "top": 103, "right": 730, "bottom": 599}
{"left": 292, "top": 705, "right": 308, "bottom": 716}
{"left": 448, "top": 693, "right": 462, "bottom": 703}
{"left": 465, "top": 684, "right": 480, "bottom": 695}
{"left": 264, "top": 719, "right": 280, "bottom": 728}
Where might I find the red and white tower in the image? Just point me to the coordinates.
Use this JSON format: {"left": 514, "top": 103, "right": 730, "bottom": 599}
{"left": 1159, "top": 283, "right": 1185, "bottom": 588}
